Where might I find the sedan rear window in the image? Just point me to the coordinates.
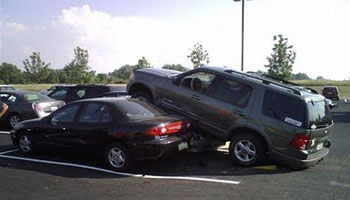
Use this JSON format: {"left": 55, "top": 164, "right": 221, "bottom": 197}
{"left": 116, "top": 99, "right": 163, "bottom": 120}
{"left": 23, "top": 93, "right": 51, "bottom": 102}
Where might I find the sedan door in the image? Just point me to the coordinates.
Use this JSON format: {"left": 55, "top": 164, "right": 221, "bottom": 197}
{"left": 65, "top": 102, "right": 114, "bottom": 150}
{"left": 40, "top": 103, "right": 82, "bottom": 148}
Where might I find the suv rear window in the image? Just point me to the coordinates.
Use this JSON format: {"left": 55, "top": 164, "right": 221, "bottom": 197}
{"left": 306, "top": 100, "right": 332, "bottom": 129}
{"left": 262, "top": 90, "right": 306, "bottom": 128}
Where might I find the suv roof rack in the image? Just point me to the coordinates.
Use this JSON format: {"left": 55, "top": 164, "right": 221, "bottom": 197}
{"left": 224, "top": 70, "right": 318, "bottom": 96}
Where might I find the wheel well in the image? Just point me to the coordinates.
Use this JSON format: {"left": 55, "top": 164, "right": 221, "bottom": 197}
{"left": 229, "top": 128, "right": 269, "bottom": 153}
{"left": 129, "top": 83, "right": 153, "bottom": 100}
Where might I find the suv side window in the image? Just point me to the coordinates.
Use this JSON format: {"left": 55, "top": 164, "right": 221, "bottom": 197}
{"left": 262, "top": 90, "right": 305, "bottom": 127}
{"left": 79, "top": 103, "right": 112, "bottom": 123}
{"left": 179, "top": 72, "right": 216, "bottom": 93}
{"left": 213, "top": 79, "right": 252, "bottom": 107}
{"left": 49, "top": 88, "right": 69, "bottom": 99}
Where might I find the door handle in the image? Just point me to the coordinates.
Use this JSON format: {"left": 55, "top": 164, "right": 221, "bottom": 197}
{"left": 233, "top": 110, "right": 246, "bottom": 117}
{"left": 191, "top": 94, "right": 202, "bottom": 101}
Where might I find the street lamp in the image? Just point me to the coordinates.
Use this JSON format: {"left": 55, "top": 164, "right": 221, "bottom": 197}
{"left": 233, "top": 0, "right": 250, "bottom": 72}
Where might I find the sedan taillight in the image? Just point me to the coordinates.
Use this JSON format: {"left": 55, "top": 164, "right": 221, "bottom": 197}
{"left": 146, "top": 120, "right": 190, "bottom": 136}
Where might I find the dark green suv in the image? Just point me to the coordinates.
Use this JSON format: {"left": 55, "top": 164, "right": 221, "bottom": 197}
{"left": 127, "top": 67, "right": 333, "bottom": 169}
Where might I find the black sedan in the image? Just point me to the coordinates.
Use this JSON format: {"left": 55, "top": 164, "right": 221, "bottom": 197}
{"left": 0, "top": 91, "right": 65, "bottom": 128}
{"left": 10, "top": 97, "right": 192, "bottom": 171}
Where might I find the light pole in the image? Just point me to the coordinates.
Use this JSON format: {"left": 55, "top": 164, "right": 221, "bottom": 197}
{"left": 233, "top": 0, "right": 249, "bottom": 72}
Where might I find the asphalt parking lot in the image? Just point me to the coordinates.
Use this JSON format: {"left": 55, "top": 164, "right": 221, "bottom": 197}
{"left": 1, "top": 101, "right": 350, "bottom": 200}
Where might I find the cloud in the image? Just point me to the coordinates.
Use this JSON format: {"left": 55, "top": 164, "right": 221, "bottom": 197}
{"left": 1, "top": 21, "right": 27, "bottom": 35}
{"left": 1, "top": 3, "right": 350, "bottom": 80}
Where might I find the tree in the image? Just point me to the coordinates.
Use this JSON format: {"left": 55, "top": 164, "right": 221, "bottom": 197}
{"left": 290, "top": 73, "right": 311, "bottom": 80}
{"left": 23, "top": 52, "right": 52, "bottom": 83}
{"left": 187, "top": 43, "right": 210, "bottom": 68}
{"left": 162, "top": 64, "right": 189, "bottom": 72}
{"left": 265, "top": 35, "right": 296, "bottom": 80}
{"left": 316, "top": 76, "right": 324, "bottom": 80}
{"left": 0, "top": 63, "right": 25, "bottom": 84}
{"left": 95, "top": 73, "right": 109, "bottom": 83}
{"left": 64, "top": 46, "right": 95, "bottom": 83}
{"left": 135, "top": 56, "right": 151, "bottom": 69}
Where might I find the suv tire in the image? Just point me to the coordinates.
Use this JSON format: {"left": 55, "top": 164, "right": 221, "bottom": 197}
{"left": 229, "top": 132, "right": 267, "bottom": 167}
{"left": 132, "top": 91, "right": 153, "bottom": 103}
{"left": 105, "top": 142, "right": 133, "bottom": 171}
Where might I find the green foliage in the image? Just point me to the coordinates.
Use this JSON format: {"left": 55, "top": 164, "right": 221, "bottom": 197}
{"left": 109, "top": 57, "right": 152, "bottom": 82}
{"left": 23, "top": 52, "right": 54, "bottom": 83}
{"left": 95, "top": 73, "right": 109, "bottom": 83}
{"left": 316, "top": 76, "right": 324, "bottom": 80}
{"left": 265, "top": 35, "right": 296, "bottom": 80}
{"left": 162, "top": 64, "right": 189, "bottom": 72}
{"left": 0, "top": 63, "right": 25, "bottom": 84}
{"left": 64, "top": 46, "right": 95, "bottom": 83}
{"left": 187, "top": 43, "right": 210, "bottom": 68}
{"left": 290, "top": 73, "right": 311, "bottom": 80}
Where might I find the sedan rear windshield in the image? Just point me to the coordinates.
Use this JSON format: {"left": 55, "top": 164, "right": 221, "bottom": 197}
{"left": 116, "top": 99, "right": 164, "bottom": 120}
{"left": 307, "top": 100, "right": 332, "bottom": 129}
{"left": 23, "top": 93, "right": 51, "bottom": 102}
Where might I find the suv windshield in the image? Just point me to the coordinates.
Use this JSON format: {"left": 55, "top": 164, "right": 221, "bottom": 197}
{"left": 307, "top": 100, "right": 332, "bottom": 129}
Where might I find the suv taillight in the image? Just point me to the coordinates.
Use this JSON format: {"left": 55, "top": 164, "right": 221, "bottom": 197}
{"left": 291, "top": 134, "right": 310, "bottom": 150}
{"left": 146, "top": 120, "right": 190, "bottom": 136}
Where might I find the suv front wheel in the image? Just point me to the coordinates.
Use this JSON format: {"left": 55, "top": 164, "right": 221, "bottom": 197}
{"left": 229, "top": 133, "right": 266, "bottom": 167}
{"left": 132, "top": 91, "right": 153, "bottom": 103}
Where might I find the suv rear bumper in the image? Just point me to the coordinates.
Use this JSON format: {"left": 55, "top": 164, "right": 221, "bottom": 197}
{"left": 269, "top": 147, "right": 329, "bottom": 169}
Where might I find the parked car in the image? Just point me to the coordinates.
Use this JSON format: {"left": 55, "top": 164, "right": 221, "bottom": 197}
{"left": 98, "top": 91, "right": 129, "bottom": 98}
{"left": 322, "top": 86, "right": 340, "bottom": 101}
{"left": 0, "top": 85, "right": 16, "bottom": 91}
{"left": 127, "top": 67, "right": 333, "bottom": 169}
{"left": 0, "top": 91, "right": 64, "bottom": 128}
{"left": 10, "top": 97, "right": 193, "bottom": 171}
{"left": 40, "top": 85, "right": 71, "bottom": 96}
{"left": 48, "top": 84, "right": 127, "bottom": 103}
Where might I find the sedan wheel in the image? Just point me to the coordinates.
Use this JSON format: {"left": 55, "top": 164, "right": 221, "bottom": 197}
{"left": 19, "top": 135, "right": 33, "bottom": 153}
{"left": 105, "top": 143, "right": 132, "bottom": 171}
{"left": 9, "top": 114, "right": 21, "bottom": 128}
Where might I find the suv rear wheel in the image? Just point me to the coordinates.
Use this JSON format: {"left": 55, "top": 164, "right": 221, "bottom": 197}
{"left": 132, "top": 91, "right": 153, "bottom": 103}
{"left": 229, "top": 133, "right": 266, "bottom": 167}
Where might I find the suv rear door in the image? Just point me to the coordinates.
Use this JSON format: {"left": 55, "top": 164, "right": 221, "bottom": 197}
{"left": 197, "top": 76, "right": 254, "bottom": 138}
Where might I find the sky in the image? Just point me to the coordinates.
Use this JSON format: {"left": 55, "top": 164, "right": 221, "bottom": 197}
{"left": 1, "top": 0, "right": 349, "bottom": 80}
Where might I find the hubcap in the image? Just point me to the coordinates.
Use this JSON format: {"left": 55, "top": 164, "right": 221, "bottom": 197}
{"left": 234, "top": 139, "right": 256, "bottom": 163}
{"left": 108, "top": 147, "right": 126, "bottom": 169}
{"left": 137, "top": 96, "right": 147, "bottom": 102}
{"left": 10, "top": 115, "right": 20, "bottom": 127}
{"left": 19, "top": 135, "right": 32, "bottom": 152}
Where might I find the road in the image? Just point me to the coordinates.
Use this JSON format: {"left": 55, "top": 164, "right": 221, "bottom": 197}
{"left": 0, "top": 101, "right": 349, "bottom": 200}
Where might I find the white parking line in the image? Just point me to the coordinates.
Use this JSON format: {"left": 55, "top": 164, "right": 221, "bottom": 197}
{"left": 0, "top": 149, "right": 240, "bottom": 185}
{"left": 0, "top": 149, "right": 18, "bottom": 155}
{"left": 0, "top": 131, "right": 11, "bottom": 135}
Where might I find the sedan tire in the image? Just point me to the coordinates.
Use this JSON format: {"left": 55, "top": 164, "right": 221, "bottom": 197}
{"left": 105, "top": 142, "right": 133, "bottom": 171}
{"left": 8, "top": 113, "right": 22, "bottom": 128}
{"left": 18, "top": 135, "right": 35, "bottom": 154}
{"left": 229, "top": 133, "right": 267, "bottom": 167}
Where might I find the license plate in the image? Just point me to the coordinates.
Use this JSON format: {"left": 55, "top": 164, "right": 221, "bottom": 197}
{"left": 317, "top": 143, "right": 323, "bottom": 151}
{"left": 50, "top": 106, "right": 58, "bottom": 111}
{"left": 178, "top": 141, "right": 188, "bottom": 151}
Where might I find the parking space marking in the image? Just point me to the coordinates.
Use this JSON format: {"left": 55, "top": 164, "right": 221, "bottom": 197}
{"left": 0, "top": 131, "right": 11, "bottom": 135}
{"left": 0, "top": 149, "right": 18, "bottom": 155}
{"left": 0, "top": 149, "right": 240, "bottom": 185}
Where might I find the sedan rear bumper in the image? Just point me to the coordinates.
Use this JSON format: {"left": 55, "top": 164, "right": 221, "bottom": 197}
{"left": 130, "top": 131, "right": 194, "bottom": 160}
